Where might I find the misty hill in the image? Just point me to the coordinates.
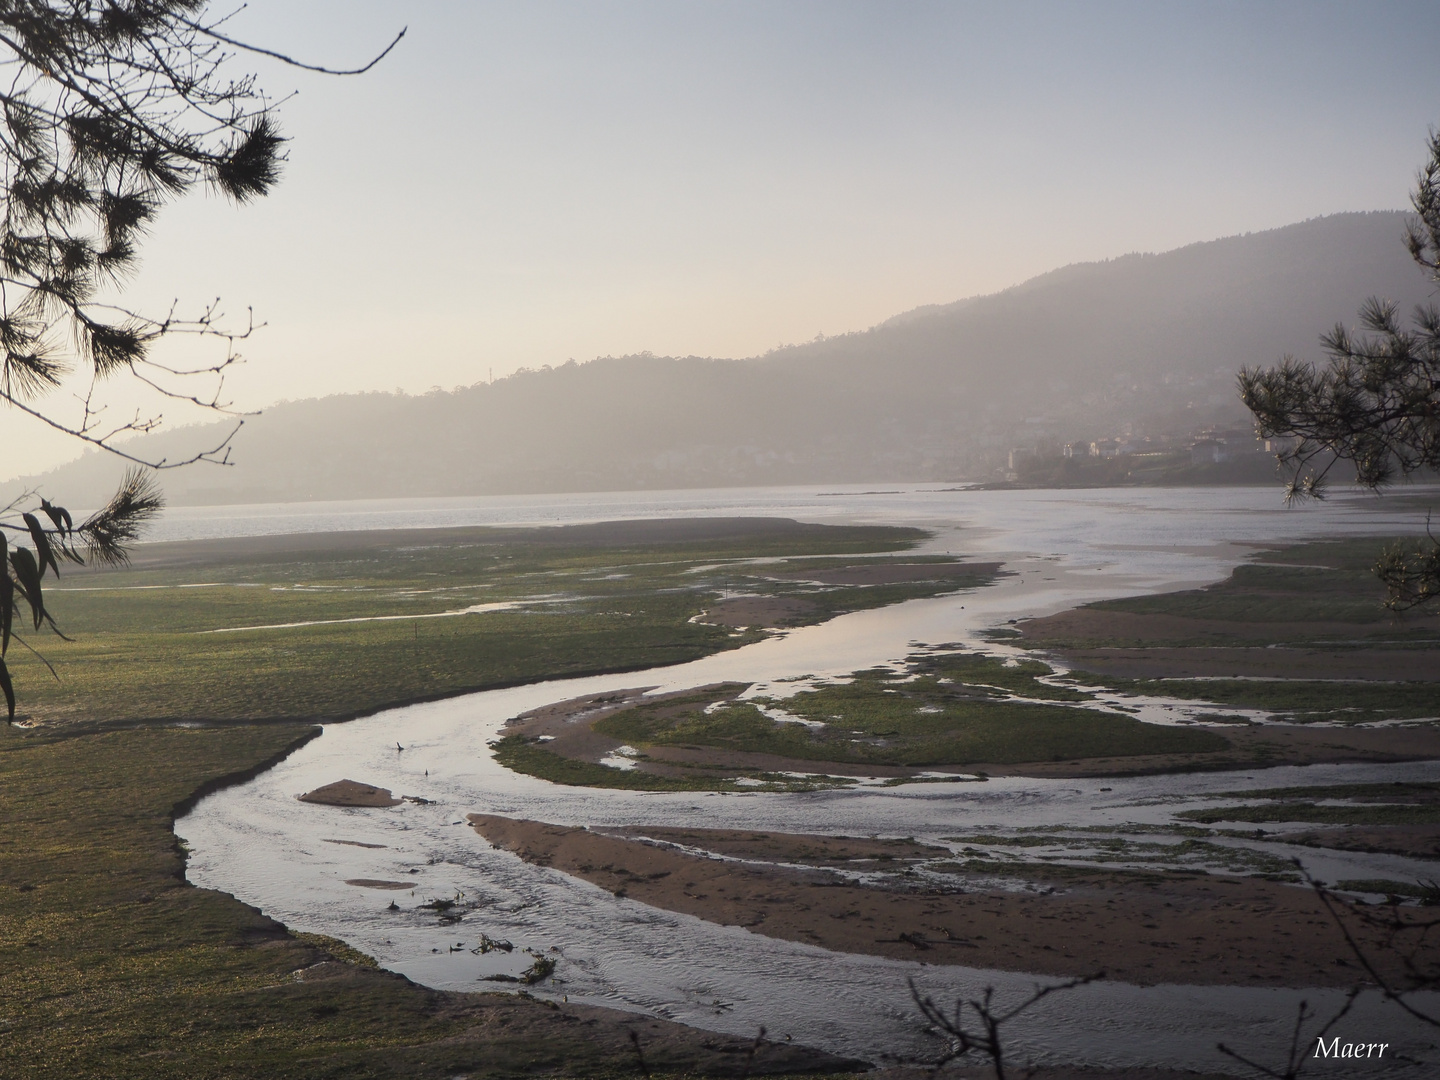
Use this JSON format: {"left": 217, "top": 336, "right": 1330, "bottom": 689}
{"left": 14, "top": 211, "right": 1436, "bottom": 508}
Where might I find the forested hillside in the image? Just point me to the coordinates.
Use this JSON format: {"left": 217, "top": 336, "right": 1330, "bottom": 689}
{"left": 14, "top": 212, "right": 1431, "bottom": 506}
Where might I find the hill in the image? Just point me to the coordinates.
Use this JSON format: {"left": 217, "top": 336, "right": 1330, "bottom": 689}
{"left": 12, "top": 212, "right": 1434, "bottom": 507}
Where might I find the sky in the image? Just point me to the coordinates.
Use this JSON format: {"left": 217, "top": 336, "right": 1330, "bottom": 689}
{"left": 6, "top": 0, "right": 1440, "bottom": 479}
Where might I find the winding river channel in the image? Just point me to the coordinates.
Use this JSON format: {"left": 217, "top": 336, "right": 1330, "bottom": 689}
{"left": 173, "top": 484, "right": 1440, "bottom": 1074}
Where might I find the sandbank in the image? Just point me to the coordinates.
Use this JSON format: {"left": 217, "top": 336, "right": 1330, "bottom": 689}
{"left": 469, "top": 815, "right": 1421, "bottom": 988}
{"left": 299, "top": 779, "right": 402, "bottom": 807}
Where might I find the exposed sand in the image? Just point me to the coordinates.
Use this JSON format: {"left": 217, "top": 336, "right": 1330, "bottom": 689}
{"left": 299, "top": 779, "right": 401, "bottom": 807}
{"left": 469, "top": 815, "right": 1421, "bottom": 988}
{"left": 698, "top": 596, "right": 820, "bottom": 628}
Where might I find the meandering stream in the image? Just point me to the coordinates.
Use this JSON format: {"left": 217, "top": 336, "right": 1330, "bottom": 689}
{"left": 175, "top": 485, "right": 1440, "bottom": 1074}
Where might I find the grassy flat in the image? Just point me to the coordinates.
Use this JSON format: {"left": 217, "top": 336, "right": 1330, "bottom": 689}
{"left": 494, "top": 651, "right": 1229, "bottom": 791}
{"left": 1022, "top": 537, "right": 1440, "bottom": 649}
{"left": 599, "top": 671, "right": 1225, "bottom": 766}
{"left": 10, "top": 518, "right": 969, "bottom": 728}
{"left": 2, "top": 518, "right": 953, "bottom": 1078}
{"left": 1017, "top": 537, "right": 1440, "bottom": 725}
{"left": 1075, "top": 672, "right": 1440, "bottom": 724}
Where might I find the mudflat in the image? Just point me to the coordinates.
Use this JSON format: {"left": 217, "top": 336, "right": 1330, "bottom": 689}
{"left": 469, "top": 815, "right": 1420, "bottom": 988}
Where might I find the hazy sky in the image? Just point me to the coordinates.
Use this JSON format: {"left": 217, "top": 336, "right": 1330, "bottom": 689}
{"left": 6, "top": 0, "right": 1440, "bottom": 479}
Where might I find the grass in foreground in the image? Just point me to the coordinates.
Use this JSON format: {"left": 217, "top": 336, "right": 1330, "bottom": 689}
{"left": 3, "top": 521, "right": 951, "bottom": 1077}
{"left": 0, "top": 723, "right": 860, "bottom": 1079}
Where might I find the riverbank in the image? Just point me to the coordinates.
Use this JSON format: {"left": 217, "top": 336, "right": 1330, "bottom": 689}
{"left": 0, "top": 723, "right": 874, "bottom": 1079}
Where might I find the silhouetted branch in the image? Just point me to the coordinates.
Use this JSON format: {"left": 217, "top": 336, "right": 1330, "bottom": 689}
{"left": 909, "top": 972, "right": 1104, "bottom": 1079}
{"left": 1303, "top": 864, "right": 1440, "bottom": 1029}
{"left": 1218, "top": 990, "right": 1360, "bottom": 1080}
{"left": 184, "top": 18, "right": 407, "bottom": 76}
{"left": 1239, "top": 126, "right": 1440, "bottom": 609}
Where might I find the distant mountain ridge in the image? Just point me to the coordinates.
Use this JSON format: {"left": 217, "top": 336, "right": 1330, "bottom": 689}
{"left": 11, "top": 211, "right": 1434, "bottom": 509}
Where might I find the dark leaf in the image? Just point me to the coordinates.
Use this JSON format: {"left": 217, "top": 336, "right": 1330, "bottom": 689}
{"left": 0, "top": 656, "right": 13, "bottom": 723}
{"left": 0, "top": 534, "right": 10, "bottom": 656}
{"left": 3, "top": 349, "right": 66, "bottom": 400}
{"left": 22, "top": 513, "right": 57, "bottom": 578}
{"left": 9, "top": 547, "right": 45, "bottom": 631}
{"left": 84, "top": 320, "right": 146, "bottom": 376}
{"left": 39, "top": 498, "right": 72, "bottom": 535}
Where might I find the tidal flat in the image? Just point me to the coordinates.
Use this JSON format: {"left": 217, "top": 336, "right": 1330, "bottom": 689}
{"left": 10, "top": 494, "right": 1440, "bottom": 1077}
{"left": 8, "top": 517, "right": 977, "bottom": 728}
{"left": 2, "top": 517, "right": 969, "bottom": 1079}
{"left": 494, "top": 653, "right": 1233, "bottom": 792}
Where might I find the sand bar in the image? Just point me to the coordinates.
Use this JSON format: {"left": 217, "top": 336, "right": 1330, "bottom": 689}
{"left": 469, "top": 814, "right": 1423, "bottom": 989}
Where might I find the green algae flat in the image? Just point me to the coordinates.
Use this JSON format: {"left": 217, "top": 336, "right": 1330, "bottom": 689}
{"left": 10, "top": 519, "right": 976, "bottom": 729}
{"left": 493, "top": 651, "right": 1229, "bottom": 792}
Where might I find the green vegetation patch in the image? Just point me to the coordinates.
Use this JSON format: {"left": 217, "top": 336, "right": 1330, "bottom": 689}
{"left": 592, "top": 657, "right": 1226, "bottom": 769}
{"left": 920, "top": 653, "right": 1090, "bottom": 701}
{"left": 11, "top": 520, "right": 974, "bottom": 729}
{"left": 1026, "top": 537, "right": 1440, "bottom": 648}
{"left": 492, "top": 734, "right": 857, "bottom": 793}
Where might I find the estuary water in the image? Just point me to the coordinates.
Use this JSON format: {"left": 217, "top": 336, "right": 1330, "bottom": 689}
{"left": 174, "top": 484, "right": 1440, "bottom": 1074}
